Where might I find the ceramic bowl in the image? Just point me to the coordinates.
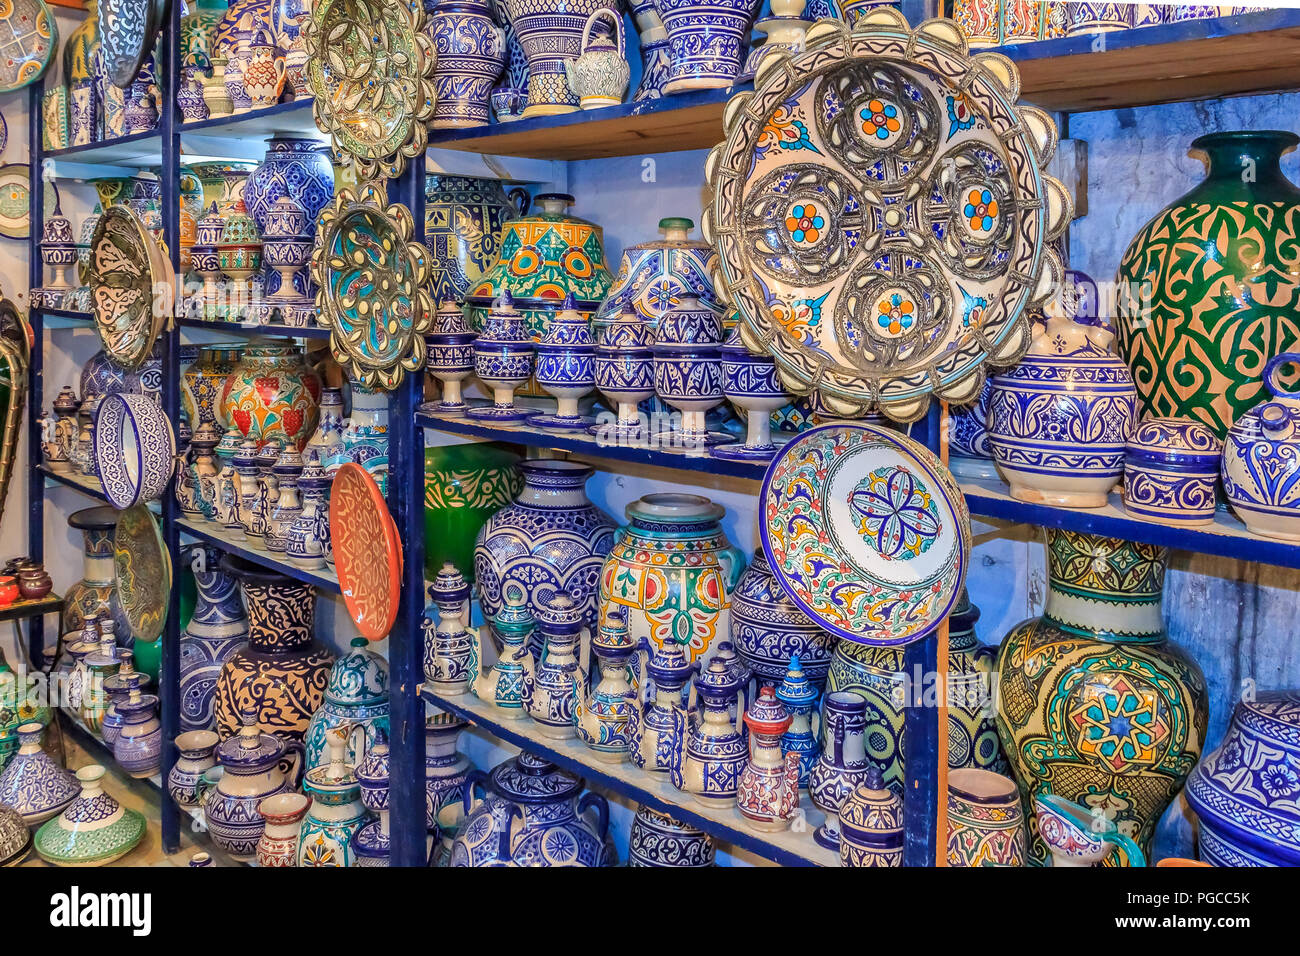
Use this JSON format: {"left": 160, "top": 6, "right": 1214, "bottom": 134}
{"left": 0, "top": 576, "right": 17, "bottom": 605}
{"left": 92, "top": 393, "right": 177, "bottom": 509}
{"left": 1123, "top": 417, "right": 1221, "bottom": 526}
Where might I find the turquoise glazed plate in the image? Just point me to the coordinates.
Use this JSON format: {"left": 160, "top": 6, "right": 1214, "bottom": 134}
{"left": 760, "top": 421, "right": 969, "bottom": 646}
{"left": 0, "top": 0, "right": 56, "bottom": 93}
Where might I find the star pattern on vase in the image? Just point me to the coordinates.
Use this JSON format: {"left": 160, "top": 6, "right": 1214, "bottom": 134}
{"left": 1068, "top": 673, "right": 1171, "bottom": 774}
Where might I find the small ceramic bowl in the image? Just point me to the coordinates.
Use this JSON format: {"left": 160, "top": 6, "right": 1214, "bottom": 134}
{"left": 17, "top": 568, "right": 52, "bottom": 600}
{"left": 0, "top": 576, "right": 17, "bottom": 605}
{"left": 92, "top": 393, "right": 177, "bottom": 509}
{"left": 1123, "top": 417, "right": 1222, "bottom": 526}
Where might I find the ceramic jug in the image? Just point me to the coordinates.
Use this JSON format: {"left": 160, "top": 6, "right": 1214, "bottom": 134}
{"left": 167, "top": 730, "right": 219, "bottom": 808}
{"left": 298, "top": 726, "right": 368, "bottom": 867}
{"left": 573, "top": 607, "right": 639, "bottom": 761}
{"left": 736, "top": 687, "right": 801, "bottom": 831}
{"left": 203, "top": 710, "right": 303, "bottom": 860}
{"left": 468, "top": 597, "right": 536, "bottom": 718}
{"left": 945, "top": 768, "right": 1027, "bottom": 867}
{"left": 256, "top": 792, "right": 308, "bottom": 867}
{"left": 1222, "top": 352, "right": 1300, "bottom": 540}
{"left": 563, "top": 9, "right": 630, "bottom": 110}
{"left": 1035, "top": 794, "right": 1146, "bottom": 867}
{"left": 525, "top": 594, "right": 585, "bottom": 738}
{"left": 627, "top": 636, "right": 693, "bottom": 773}
{"left": 422, "top": 563, "right": 474, "bottom": 697}
{"left": 670, "top": 658, "right": 747, "bottom": 809}
{"left": 808, "top": 691, "right": 869, "bottom": 849}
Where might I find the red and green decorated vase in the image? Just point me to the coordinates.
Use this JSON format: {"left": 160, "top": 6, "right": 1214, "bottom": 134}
{"left": 1116, "top": 130, "right": 1300, "bottom": 438}
{"left": 220, "top": 338, "right": 322, "bottom": 451}
{"left": 995, "top": 529, "right": 1208, "bottom": 866}
{"left": 423, "top": 443, "right": 521, "bottom": 583}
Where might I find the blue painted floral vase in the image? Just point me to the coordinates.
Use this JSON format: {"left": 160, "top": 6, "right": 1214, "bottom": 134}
{"left": 304, "top": 638, "right": 390, "bottom": 771}
{"left": 988, "top": 316, "right": 1138, "bottom": 508}
{"left": 429, "top": 0, "right": 507, "bottom": 128}
{"left": 1222, "top": 352, "right": 1300, "bottom": 540}
{"left": 1123, "top": 417, "right": 1221, "bottom": 526}
{"left": 179, "top": 545, "right": 249, "bottom": 732}
{"left": 658, "top": 0, "right": 759, "bottom": 93}
{"left": 530, "top": 293, "right": 597, "bottom": 429}
{"left": 730, "top": 548, "right": 835, "bottom": 686}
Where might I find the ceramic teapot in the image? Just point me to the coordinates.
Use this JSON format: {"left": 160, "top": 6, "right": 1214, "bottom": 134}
{"left": 1222, "top": 351, "right": 1300, "bottom": 540}
{"left": 627, "top": 636, "right": 694, "bottom": 773}
{"left": 573, "top": 607, "right": 639, "bottom": 761}
{"left": 468, "top": 596, "right": 536, "bottom": 717}
{"left": 422, "top": 563, "right": 474, "bottom": 696}
{"left": 736, "top": 687, "right": 801, "bottom": 832}
{"left": 669, "top": 658, "right": 747, "bottom": 808}
{"left": 1035, "top": 794, "right": 1147, "bottom": 867}
{"left": 563, "top": 9, "right": 630, "bottom": 110}
{"left": 525, "top": 594, "right": 585, "bottom": 739}
{"left": 203, "top": 710, "right": 304, "bottom": 861}
{"left": 298, "top": 725, "right": 368, "bottom": 867}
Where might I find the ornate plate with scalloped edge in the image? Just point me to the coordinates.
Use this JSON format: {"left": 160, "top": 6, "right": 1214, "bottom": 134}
{"left": 312, "top": 181, "right": 433, "bottom": 390}
{"left": 303, "top": 0, "right": 437, "bottom": 179}
{"left": 759, "top": 421, "right": 969, "bottom": 646}
{"left": 0, "top": 0, "right": 56, "bottom": 93}
{"left": 114, "top": 503, "right": 172, "bottom": 643}
{"left": 330, "top": 462, "right": 402, "bottom": 641}
{"left": 703, "top": 10, "right": 1072, "bottom": 423}
{"left": 89, "top": 204, "right": 172, "bottom": 369}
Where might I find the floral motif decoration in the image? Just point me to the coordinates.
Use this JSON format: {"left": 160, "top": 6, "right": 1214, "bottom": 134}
{"left": 964, "top": 188, "right": 999, "bottom": 234}
{"left": 859, "top": 98, "right": 901, "bottom": 143}
{"left": 1068, "top": 672, "right": 1172, "bottom": 774}
{"left": 312, "top": 182, "right": 434, "bottom": 390}
{"left": 959, "top": 285, "right": 987, "bottom": 329}
{"left": 784, "top": 203, "right": 824, "bottom": 245}
{"left": 945, "top": 93, "right": 977, "bottom": 139}
{"left": 848, "top": 467, "right": 941, "bottom": 561}
{"left": 757, "top": 105, "right": 821, "bottom": 157}
{"left": 875, "top": 292, "right": 915, "bottom": 336}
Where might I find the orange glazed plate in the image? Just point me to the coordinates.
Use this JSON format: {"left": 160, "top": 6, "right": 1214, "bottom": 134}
{"left": 330, "top": 463, "right": 402, "bottom": 641}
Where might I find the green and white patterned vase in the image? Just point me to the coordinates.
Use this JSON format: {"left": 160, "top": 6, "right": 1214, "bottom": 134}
{"left": 303, "top": 638, "right": 390, "bottom": 771}
{"left": 1117, "top": 130, "right": 1300, "bottom": 439}
{"left": 34, "top": 765, "right": 146, "bottom": 867}
{"left": 995, "top": 529, "right": 1208, "bottom": 866}
{"left": 298, "top": 726, "right": 368, "bottom": 867}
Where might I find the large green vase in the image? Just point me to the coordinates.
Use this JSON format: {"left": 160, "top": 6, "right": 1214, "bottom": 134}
{"left": 423, "top": 444, "right": 521, "bottom": 583}
{"left": 995, "top": 529, "right": 1208, "bottom": 866}
{"left": 1116, "top": 130, "right": 1300, "bottom": 438}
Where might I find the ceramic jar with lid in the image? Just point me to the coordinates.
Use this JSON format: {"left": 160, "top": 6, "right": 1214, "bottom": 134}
{"left": 304, "top": 637, "right": 390, "bottom": 771}
{"left": 529, "top": 294, "right": 597, "bottom": 430}
{"left": 730, "top": 547, "right": 835, "bottom": 686}
{"left": 203, "top": 711, "right": 303, "bottom": 860}
{"left": 594, "top": 217, "right": 718, "bottom": 334}
{"left": 737, "top": 687, "right": 801, "bottom": 831}
{"left": 653, "top": 296, "right": 729, "bottom": 447}
{"left": 352, "top": 743, "right": 391, "bottom": 866}
{"left": 526, "top": 594, "right": 585, "bottom": 738}
{"left": 422, "top": 563, "right": 475, "bottom": 697}
{"left": 298, "top": 726, "right": 368, "bottom": 867}
{"left": 838, "top": 767, "right": 903, "bottom": 867}
{"left": 468, "top": 291, "right": 536, "bottom": 423}
{"left": 988, "top": 316, "right": 1139, "bottom": 507}
{"left": 598, "top": 493, "right": 745, "bottom": 663}
{"left": 426, "top": 301, "right": 478, "bottom": 416}
{"left": 34, "top": 765, "right": 146, "bottom": 867}
{"left": 592, "top": 305, "right": 656, "bottom": 439}
{"left": 1123, "top": 417, "right": 1222, "bottom": 525}
{"left": 1222, "top": 352, "right": 1300, "bottom": 539}
{"left": 112, "top": 689, "right": 162, "bottom": 779}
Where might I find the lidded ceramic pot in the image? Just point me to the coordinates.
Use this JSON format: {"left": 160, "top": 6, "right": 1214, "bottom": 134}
{"left": 1123, "top": 417, "right": 1222, "bottom": 526}
{"left": 736, "top": 686, "right": 801, "bottom": 831}
{"left": 112, "top": 689, "right": 162, "bottom": 779}
{"left": 838, "top": 767, "right": 903, "bottom": 867}
{"left": 0, "top": 722, "right": 79, "bottom": 824}
{"left": 426, "top": 300, "right": 479, "bottom": 417}
{"left": 730, "top": 548, "right": 835, "bottom": 685}
{"left": 529, "top": 293, "right": 597, "bottom": 430}
{"left": 594, "top": 217, "right": 718, "bottom": 335}
{"left": 34, "top": 765, "right": 146, "bottom": 867}
{"left": 1222, "top": 352, "right": 1300, "bottom": 540}
{"left": 713, "top": 320, "right": 789, "bottom": 462}
{"left": 592, "top": 304, "right": 656, "bottom": 438}
{"left": 988, "top": 315, "right": 1138, "bottom": 507}
{"left": 1187, "top": 690, "right": 1300, "bottom": 866}
{"left": 205, "top": 710, "right": 302, "bottom": 860}
{"left": 653, "top": 296, "right": 729, "bottom": 447}
{"left": 468, "top": 291, "right": 535, "bottom": 423}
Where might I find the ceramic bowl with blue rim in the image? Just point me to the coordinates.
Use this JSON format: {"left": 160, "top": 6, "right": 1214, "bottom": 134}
{"left": 92, "top": 392, "right": 176, "bottom": 510}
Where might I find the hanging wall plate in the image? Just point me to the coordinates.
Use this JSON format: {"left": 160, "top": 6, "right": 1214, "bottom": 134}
{"left": 89, "top": 205, "right": 172, "bottom": 369}
{"left": 313, "top": 182, "right": 433, "bottom": 390}
{"left": 303, "top": 0, "right": 437, "bottom": 179}
{"left": 703, "top": 11, "right": 1072, "bottom": 422}
{"left": 759, "top": 421, "right": 970, "bottom": 647}
{"left": 113, "top": 503, "right": 172, "bottom": 643}
{"left": 330, "top": 462, "right": 402, "bottom": 641}
{"left": 0, "top": 294, "right": 28, "bottom": 530}
{"left": 0, "top": 0, "right": 56, "bottom": 93}
{"left": 0, "top": 165, "right": 59, "bottom": 240}
{"left": 98, "top": 0, "right": 170, "bottom": 89}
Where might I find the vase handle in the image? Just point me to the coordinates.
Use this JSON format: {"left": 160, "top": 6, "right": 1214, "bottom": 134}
{"left": 1108, "top": 831, "right": 1147, "bottom": 868}
{"left": 1264, "top": 352, "right": 1300, "bottom": 399}
{"left": 578, "top": 790, "right": 610, "bottom": 843}
{"left": 507, "top": 187, "right": 530, "bottom": 217}
{"left": 460, "top": 768, "right": 490, "bottom": 815}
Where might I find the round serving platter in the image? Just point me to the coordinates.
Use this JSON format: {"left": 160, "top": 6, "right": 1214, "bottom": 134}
{"left": 330, "top": 462, "right": 402, "bottom": 641}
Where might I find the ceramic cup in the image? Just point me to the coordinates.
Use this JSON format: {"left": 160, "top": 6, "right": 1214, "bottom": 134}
{"left": 92, "top": 393, "right": 178, "bottom": 509}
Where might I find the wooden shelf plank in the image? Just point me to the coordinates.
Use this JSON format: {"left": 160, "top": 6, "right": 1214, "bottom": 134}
{"left": 0, "top": 593, "right": 62, "bottom": 624}
{"left": 423, "top": 687, "right": 838, "bottom": 867}
{"left": 39, "top": 466, "right": 110, "bottom": 503}
{"left": 177, "top": 517, "right": 341, "bottom": 592}
{"left": 177, "top": 317, "right": 331, "bottom": 340}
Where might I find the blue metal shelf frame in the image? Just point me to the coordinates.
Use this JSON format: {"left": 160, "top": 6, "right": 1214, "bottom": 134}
{"left": 176, "top": 317, "right": 331, "bottom": 339}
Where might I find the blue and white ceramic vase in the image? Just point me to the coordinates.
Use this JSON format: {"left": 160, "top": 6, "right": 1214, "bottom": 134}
{"left": 422, "top": 563, "right": 475, "bottom": 696}
{"left": 112, "top": 690, "right": 162, "bottom": 779}
{"left": 633, "top": 26, "right": 673, "bottom": 101}
{"left": 167, "top": 730, "right": 219, "bottom": 808}
{"left": 337, "top": 384, "right": 390, "bottom": 494}
{"left": 670, "top": 658, "right": 747, "bottom": 808}
{"left": 988, "top": 316, "right": 1138, "bottom": 508}
{"left": 425, "top": 710, "right": 473, "bottom": 827}
{"left": 739, "top": 0, "right": 809, "bottom": 81}
{"left": 653, "top": 296, "right": 729, "bottom": 446}
{"left": 468, "top": 291, "right": 536, "bottom": 423}
{"left": 628, "top": 636, "right": 693, "bottom": 773}
{"left": 730, "top": 548, "right": 835, "bottom": 686}
{"left": 242, "top": 136, "right": 334, "bottom": 297}
{"left": 429, "top": 0, "right": 506, "bottom": 128}
{"left": 426, "top": 301, "right": 478, "bottom": 416}
{"left": 594, "top": 216, "right": 718, "bottom": 334}
{"left": 1222, "top": 352, "right": 1300, "bottom": 540}
{"left": 286, "top": 460, "right": 329, "bottom": 569}
{"left": 352, "top": 743, "right": 390, "bottom": 867}
{"left": 592, "top": 305, "right": 656, "bottom": 439}
{"left": 775, "top": 654, "right": 820, "bottom": 789}
{"left": 948, "top": 378, "right": 999, "bottom": 480}
{"left": 1123, "top": 417, "right": 1222, "bottom": 526}
{"left": 1068, "top": 2, "right": 1133, "bottom": 33}
{"left": 713, "top": 321, "right": 788, "bottom": 461}
{"left": 808, "top": 691, "right": 869, "bottom": 849}
{"left": 304, "top": 638, "right": 390, "bottom": 771}
{"left": 499, "top": 0, "right": 616, "bottom": 117}
{"left": 1187, "top": 690, "right": 1300, "bottom": 866}
{"left": 525, "top": 594, "right": 585, "bottom": 738}
{"left": 658, "top": 0, "right": 759, "bottom": 93}
{"left": 0, "top": 723, "right": 79, "bottom": 825}
{"left": 473, "top": 459, "right": 617, "bottom": 630}
{"left": 627, "top": 804, "right": 715, "bottom": 866}
{"left": 530, "top": 293, "right": 597, "bottom": 429}
{"left": 489, "top": 17, "right": 529, "bottom": 121}
{"left": 179, "top": 546, "right": 249, "bottom": 732}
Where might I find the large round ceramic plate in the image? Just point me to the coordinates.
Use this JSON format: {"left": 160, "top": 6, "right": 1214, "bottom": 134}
{"left": 330, "top": 462, "right": 402, "bottom": 641}
{"left": 113, "top": 504, "right": 172, "bottom": 643}
{"left": 0, "top": 165, "right": 58, "bottom": 239}
{"left": 312, "top": 182, "right": 433, "bottom": 390}
{"left": 0, "top": 0, "right": 56, "bottom": 93}
{"left": 303, "top": 0, "right": 437, "bottom": 179}
{"left": 98, "top": 0, "right": 169, "bottom": 89}
{"left": 704, "top": 11, "right": 1072, "bottom": 422}
{"left": 760, "top": 421, "right": 969, "bottom": 646}
{"left": 89, "top": 205, "right": 172, "bottom": 369}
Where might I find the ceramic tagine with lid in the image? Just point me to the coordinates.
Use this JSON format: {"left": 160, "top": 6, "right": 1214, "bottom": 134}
{"left": 0, "top": 722, "right": 79, "bottom": 825}
{"left": 303, "top": 637, "right": 390, "bottom": 771}
{"left": 0, "top": 805, "right": 31, "bottom": 867}
{"left": 34, "top": 765, "right": 146, "bottom": 867}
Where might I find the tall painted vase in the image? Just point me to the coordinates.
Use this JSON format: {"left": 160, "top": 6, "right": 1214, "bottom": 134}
{"left": 179, "top": 546, "right": 250, "bottom": 732}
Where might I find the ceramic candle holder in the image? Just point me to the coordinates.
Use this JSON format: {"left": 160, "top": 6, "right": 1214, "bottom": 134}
{"left": 469, "top": 291, "right": 535, "bottom": 423}
{"left": 653, "top": 296, "right": 731, "bottom": 447}
{"left": 592, "top": 305, "right": 655, "bottom": 440}
{"left": 425, "top": 300, "right": 479, "bottom": 416}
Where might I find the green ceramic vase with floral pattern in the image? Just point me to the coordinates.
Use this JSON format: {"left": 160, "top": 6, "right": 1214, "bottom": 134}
{"left": 424, "top": 443, "right": 521, "bottom": 583}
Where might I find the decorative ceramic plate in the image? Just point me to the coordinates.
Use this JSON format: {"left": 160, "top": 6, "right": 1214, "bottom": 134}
{"left": 113, "top": 504, "right": 172, "bottom": 643}
{"left": 0, "top": 296, "right": 27, "bottom": 529}
{"left": 0, "top": 0, "right": 56, "bottom": 93}
{"left": 330, "top": 462, "right": 402, "bottom": 641}
{"left": 303, "top": 0, "right": 437, "bottom": 179}
{"left": 704, "top": 11, "right": 1071, "bottom": 422}
{"left": 0, "top": 165, "right": 58, "bottom": 239}
{"left": 313, "top": 182, "right": 433, "bottom": 389}
{"left": 760, "top": 422, "right": 970, "bottom": 646}
{"left": 98, "top": 0, "right": 169, "bottom": 89}
{"left": 88, "top": 205, "right": 172, "bottom": 369}
{"left": 0, "top": 112, "right": 7, "bottom": 154}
